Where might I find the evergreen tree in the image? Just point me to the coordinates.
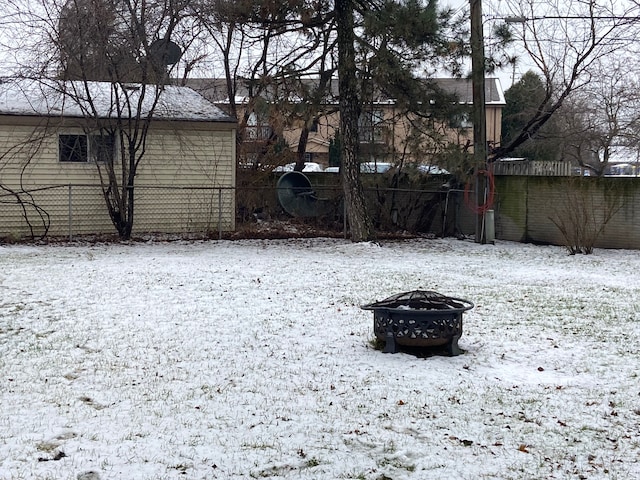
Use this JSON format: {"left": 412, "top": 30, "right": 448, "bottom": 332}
{"left": 335, "top": 0, "right": 459, "bottom": 241}
{"left": 501, "top": 71, "right": 562, "bottom": 161}
{"left": 195, "top": 0, "right": 463, "bottom": 241}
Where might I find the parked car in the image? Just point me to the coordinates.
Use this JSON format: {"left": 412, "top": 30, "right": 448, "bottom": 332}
{"left": 416, "top": 164, "right": 450, "bottom": 175}
{"left": 325, "top": 162, "right": 449, "bottom": 175}
{"left": 273, "top": 162, "right": 324, "bottom": 172}
{"left": 360, "top": 162, "right": 392, "bottom": 173}
{"left": 323, "top": 163, "right": 393, "bottom": 173}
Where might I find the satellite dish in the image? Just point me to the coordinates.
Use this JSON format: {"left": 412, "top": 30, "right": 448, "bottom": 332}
{"left": 276, "top": 171, "right": 332, "bottom": 217}
{"left": 149, "top": 39, "right": 182, "bottom": 66}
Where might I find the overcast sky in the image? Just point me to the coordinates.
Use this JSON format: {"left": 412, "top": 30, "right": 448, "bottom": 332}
{"left": 441, "top": 0, "right": 532, "bottom": 90}
{"left": 445, "top": 0, "right": 640, "bottom": 91}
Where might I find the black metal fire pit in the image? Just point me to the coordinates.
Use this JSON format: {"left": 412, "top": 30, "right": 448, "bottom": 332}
{"left": 361, "top": 290, "right": 474, "bottom": 356}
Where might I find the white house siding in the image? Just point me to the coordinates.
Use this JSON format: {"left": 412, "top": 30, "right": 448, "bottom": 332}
{"left": 0, "top": 119, "right": 236, "bottom": 240}
{"left": 132, "top": 123, "right": 236, "bottom": 235}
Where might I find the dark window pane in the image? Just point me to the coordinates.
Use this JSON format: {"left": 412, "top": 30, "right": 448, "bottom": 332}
{"left": 90, "top": 133, "right": 115, "bottom": 163}
{"left": 59, "top": 134, "right": 88, "bottom": 162}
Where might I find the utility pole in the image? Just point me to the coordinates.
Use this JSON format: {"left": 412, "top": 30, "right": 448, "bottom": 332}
{"left": 470, "top": 0, "right": 487, "bottom": 244}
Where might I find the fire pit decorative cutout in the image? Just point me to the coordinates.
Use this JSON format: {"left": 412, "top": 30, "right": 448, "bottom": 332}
{"left": 361, "top": 290, "right": 474, "bottom": 356}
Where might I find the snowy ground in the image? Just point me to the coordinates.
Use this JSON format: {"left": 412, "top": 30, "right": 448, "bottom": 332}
{"left": 1, "top": 238, "right": 639, "bottom": 480}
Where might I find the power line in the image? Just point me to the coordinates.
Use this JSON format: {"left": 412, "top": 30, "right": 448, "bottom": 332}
{"left": 485, "top": 14, "right": 640, "bottom": 23}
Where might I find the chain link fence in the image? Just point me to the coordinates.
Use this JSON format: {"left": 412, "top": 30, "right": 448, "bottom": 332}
{"left": 3, "top": 175, "right": 638, "bottom": 248}
{"left": 236, "top": 181, "right": 478, "bottom": 238}
{"left": 0, "top": 184, "right": 235, "bottom": 241}
{"left": 1, "top": 181, "right": 479, "bottom": 241}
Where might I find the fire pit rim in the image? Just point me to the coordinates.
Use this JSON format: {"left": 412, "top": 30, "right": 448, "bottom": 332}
{"left": 360, "top": 289, "right": 474, "bottom": 314}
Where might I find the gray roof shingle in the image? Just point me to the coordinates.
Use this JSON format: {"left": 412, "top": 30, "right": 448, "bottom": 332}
{"left": 183, "top": 77, "right": 505, "bottom": 106}
{"left": 0, "top": 78, "right": 236, "bottom": 122}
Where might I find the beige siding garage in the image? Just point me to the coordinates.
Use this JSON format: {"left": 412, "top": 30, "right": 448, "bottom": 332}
{"left": 0, "top": 80, "right": 236, "bottom": 240}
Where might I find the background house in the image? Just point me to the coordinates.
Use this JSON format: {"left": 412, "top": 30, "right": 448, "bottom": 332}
{"left": 185, "top": 77, "right": 505, "bottom": 170}
{"left": 0, "top": 78, "right": 237, "bottom": 240}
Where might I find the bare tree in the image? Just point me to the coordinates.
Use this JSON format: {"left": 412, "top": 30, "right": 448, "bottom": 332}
{"left": 557, "top": 59, "right": 640, "bottom": 175}
{"left": 1, "top": 0, "right": 199, "bottom": 239}
{"left": 191, "top": 0, "right": 461, "bottom": 241}
{"left": 0, "top": 128, "right": 55, "bottom": 240}
{"left": 58, "top": 0, "right": 136, "bottom": 81}
{"left": 189, "top": 0, "right": 332, "bottom": 170}
{"left": 491, "top": 0, "right": 640, "bottom": 160}
{"left": 548, "top": 177, "right": 624, "bottom": 254}
{"left": 271, "top": 35, "right": 338, "bottom": 172}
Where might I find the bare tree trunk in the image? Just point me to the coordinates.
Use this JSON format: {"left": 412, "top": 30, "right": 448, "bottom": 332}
{"left": 336, "top": 0, "right": 374, "bottom": 242}
{"left": 294, "top": 127, "right": 310, "bottom": 171}
{"left": 124, "top": 178, "right": 135, "bottom": 239}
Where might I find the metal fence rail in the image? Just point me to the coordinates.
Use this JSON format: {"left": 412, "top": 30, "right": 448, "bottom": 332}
{"left": 1, "top": 183, "right": 478, "bottom": 241}
{"left": 239, "top": 183, "right": 478, "bottom": 238}
{"left": 5, "top": 178, "right": 637, "bottom": 249}
{"left": 0, "top": 184, "right": 235, "bottom": 241}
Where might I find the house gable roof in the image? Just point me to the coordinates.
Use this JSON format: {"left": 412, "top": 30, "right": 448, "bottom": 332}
{"left": 0, "top": 78, "right": 236, "bottom": 123}
{"left": 435, "top": 77, "right": 505, "bottom": 106}
{"left": 184, "top": 77, "right": 505, "bottom": 107}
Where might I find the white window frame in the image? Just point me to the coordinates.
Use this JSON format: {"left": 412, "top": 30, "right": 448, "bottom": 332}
{"left": 59, "top": 132, "right": 116, "bottom": 163}
{"left": 359, "top": 109, "right": 385, "bottom": 143}
{"left": 246, "top": 112, "right": 272, "bottom": 140}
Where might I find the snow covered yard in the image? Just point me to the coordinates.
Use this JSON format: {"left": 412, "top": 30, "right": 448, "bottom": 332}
{"left": 1, "top": 238, "right": 639, "bottom": 480}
